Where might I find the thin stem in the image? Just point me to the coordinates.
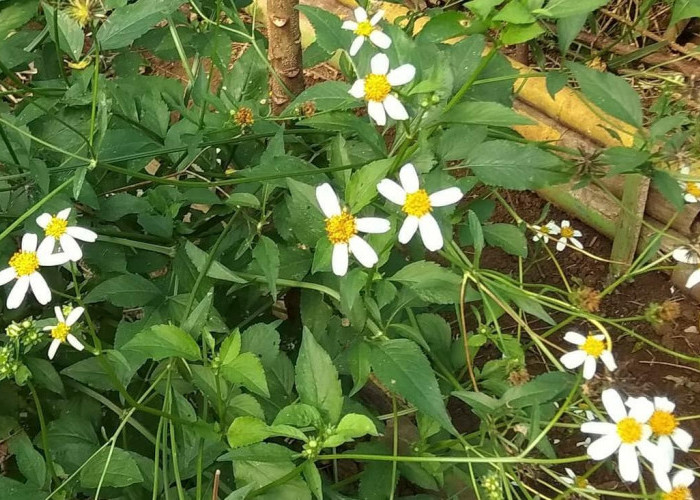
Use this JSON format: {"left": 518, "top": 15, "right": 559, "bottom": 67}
{"left": 459, "top": 273, "right": 479, "bottom": 392}
{"left": 389, "top": 395, "right": 398, "bottom": 500}
{"left": 28, "top": 380, "right": 58, "bottom": 485}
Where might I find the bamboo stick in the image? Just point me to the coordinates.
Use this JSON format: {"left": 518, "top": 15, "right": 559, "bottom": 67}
{"left": 609, "top": 174, "right": 650, "bottom": 276}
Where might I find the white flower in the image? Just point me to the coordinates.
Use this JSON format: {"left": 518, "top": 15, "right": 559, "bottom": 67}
{"left": 558, "top": 468, "right": 594, "bottom": 491}
{"left": 349, "top": 53, "right": 415, "bottom": 126}
{"left": 315, "top": 183, "right": 390, "bottom": 276}
{"left": 36, "top": 208, "right": 97, "bottom": 261}
{"left": 0, "top": 234, "right": 70, "bottom": 309}
{"left": 560, "top": 331, "right": 616, "bottom": 380}
{"left": 531, "top": 221, "right": 560, "bottom": 243}
{"left": 626, "top": 396, "right": 693, "bottom": 470}
{"left": 341, "top": 7, "right": 391, "bottom": 56}
{"left": 581, "top": 388, "right": 661, "bottom": 482}
{"left": 672, "top": 246, "right": 700, "bottom": 288}
{"left": 556, "top": 220, "right": 583, "bottom": 251}
{"left": 679, "top": 166, "right": 700, "bottom": 203}
{"left": 44, "top": 306, "right": 85, "bottom": 360}
{"left": 377, "top": 164, "right": 462, "bottom": 252}
{"left": 656, "top": 468, "right": 695, "bottom": 499}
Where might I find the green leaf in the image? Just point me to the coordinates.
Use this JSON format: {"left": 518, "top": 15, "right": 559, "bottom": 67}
{"left": 439, "top": 101, "right": 534, "bottom": 127}
{"left": 0, "top": 1, "right": 38, "bottom": 41}
{"left": 233, "top": 459, "right": 312, "bottom": 500}
{"left": 8, "top": 433, "right": 46, "bottom": 488}
{"left": 25, "top": 357, "right": 64, "bottom": 395}
{"left": 295, "top": 328, "right": 344, "bottom": 424}
{"left": 557, "top": 14, "right": 587, "bottom": 54}
{"left": 483, "top": 223, "right": 528, "bottom": 258}
{"left": 43, "top": 3, "right": 84, "bottom": 61}
{"left": 601, "top": 147, "right": 651, "bottom": 174}
{"left": 280, "top": 81, "right": 357, "bottom": 117}
{"left": 451, "top": 391, "right": 502, "bottom": 419}
{"left": 371, "top": 339, "right": 456, "bottom": 433}
{"left": 296, "top": 5, "right": 352, "bottom": 54}
{"left": 79, "top": 447, "right": 143, "bottom": 488}
{"left": 222, "top": 47, "right": 267, "bottom": 103}
{"left": 324, "top": 413, "right": 378, "bottom": 447}
{"left": 671, "top": 0, "right": 700, "bottom": 24}
{"left": 466, "top": 140, "right": 570, "bottom": 190}
{"left": 345, "top": 158, "right": 394, "bottom": 213}
{"left": 494, "top": 2, "right": 535, "bottom": 23}
{"left": 0, "top": 477, "right": 44, "bottom": 500}
{"left": 303, "top": 461, "right": 323, "bottom": 500}
{"left": 185, "top": 241, "right": 246, "bottom": 283}
{"left": 253, "top": 236, "right": 280, "bottom": 299}
{"left": 545, "top": 70, "right": 569, "bottom": 97}
{"left": 652, "top": 169, "right": 684, "bottom": 210}
{"left": 500, "top": 22, "right": 545, "bottom": 45}
{"left": 416, "top": 12, "right": 468, "bottom": 43}
{"left": 219, "top": 442, "right": 295, "bottom": 463}
{"left": 468, "top": 210, "right": 484, "bottom": 258}
{"left": 464, "top": 0, "right": 502, "bottom": 18}
{"left": 61, "top": 350, "right": 135, "bottom": 391}
{"left": 122, "top": 324, "right": 200, "bottom": 361}
{"left": 99, "top": 193, "right": 151, "bottom": 221}
{"left": 390, "top": 261, "right": 461, "bottom": 304}
{"left": 226, "top": 416, "right": 307, "bottom": 448}
{"left": 221, "top": 352, "right": 270, "bottom": 397}
{"left": 220, "top": 330, "right": 242, "bottom": 366}
{"left": 534, "top": 0, "right": 609, "bottom": 18}
{"left": 97, "top": 0, "right": 185, "bottom": 50}
{"left": 501, "top": 372, "right": 575, "bottom": 408}
{"left": 273, "top": 404, "right": 323, "bottom": 428}
{"left": 84, "top": 273, "right": 163, "bottom": 307}
{"left": 567, "top": 61, "right": 643, "bottom": 128}
{"left": 300, "top": 112, "right": 386, "bottom": 156}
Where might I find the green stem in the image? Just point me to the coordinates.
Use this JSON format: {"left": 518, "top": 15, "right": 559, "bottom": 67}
{"left": 28, "top": 380, "right": 58, "bottom": 485}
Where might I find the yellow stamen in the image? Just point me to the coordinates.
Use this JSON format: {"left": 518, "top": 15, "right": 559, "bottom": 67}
{"left": 354, "top": 20, "right": 374, "bottom": 37}
{"left": 574, "top": 476, "right": 589, "bottom": 489}
{"left": 616, "top": 417, "right": 643, "bottom": 444}
{"left": 662, "top": 486, "right": 691, "bottom": 500}
{"left": 561, "top": 226, "right": 574, "bottom": 238}
{"left": 67, "top": 0, "right": 94, "bottom": 27}
{"left": 649, "top": 410, "right": 678, "bottom": 436}
{"left": 686, "top": 182, "right": 700, "bottom": 198}
{"left": 325, "top": 211, "right": 357, "bottom": 244}
{"left": 45, "top": 216, "right": 68, "bottom": 238}
{"left": 364, "top": 74, "right": 391, "bottom": 102}
{"left": 402, "top": 190, "right": 431, "bottom": 217}
{"left": 540, "top": 226, "right": 550, "bottom": 234}
{"left": 51, "top": 322, "right": 70, "bottom": 343}
{"left": 581, "top": 336, "right": 605, "bottom": 358}
{"left": 9, "top": 251, "right": 39, "bottom": 276}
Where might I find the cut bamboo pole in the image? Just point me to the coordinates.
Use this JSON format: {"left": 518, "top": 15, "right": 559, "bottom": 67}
{"left": 609, "top": 174, "right": 650, "bottom": 276}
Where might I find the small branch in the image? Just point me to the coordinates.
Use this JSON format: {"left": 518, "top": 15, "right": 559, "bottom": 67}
{"left": 266, "top": 0, "right": 305, "bottom": 114}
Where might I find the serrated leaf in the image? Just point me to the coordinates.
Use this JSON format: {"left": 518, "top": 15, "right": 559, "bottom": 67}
{"left": 61, "top": 350, "right": 135, "bottom": 390}
{"left": 218, "top": 442, "right": 295, "bottom": 462}
{"left": 79, "top": 447, "right": 143, "bottom": 488}
{"left": 300, "top": 112, "right": 386, "bottom": 156}
{"left": 221, "top": 352, "right": 270, "bottom": 397}
{"left": 534, "top": 0, "right": 609, "bottom": 18}
{"left": 439, "top": 101, "right": 534, "bottom": 127}
{"left": 185, "top": 241, "right": 246, "bottom": 283}
{"left": 43, "top": 3, "right": 84, "bottom": 61}
{"left": 280, "top": 81, "right": 357, "bottom": 117}
{"left": 483, "top": 223, "right": 527, "bottom": 258}
{"left": 253, "top": 236, "right": 280, "bottom": 298}
{"left": 390, "top": 261, "right": 461, "bottom": 304}
{"left": 122, "top": 324, "right": 200, "bottom": 361}
{"left": 97, "top": 0, "right": 184, "bottom": 50}
{"left": 324, "top": 413, "right": 378, "bottom": 447}
{"left": 297, "top": 5, "right": 352, "bottom": 54}
{"left": 345, "top": 158, "right": 393, "bottom": 213}
{"left": 226, "top": 416, "right": 306, "bottom": 448}
{"left": 25, "top": 357, "right": 64, "bottom": 395}
{"left": 84, "top": 273, "right": 163, "bottom": 307}
{"left": 652, "top": 169, "right": 684, "bottom": 210}
{"left": 220, "top": 330, "right": 242, "bottom": 366}
{"left": 8, "top": 433, "right": 46, "bottom": 488}
{"left": 501, "top": 372, "right": 575, "bottom": 408}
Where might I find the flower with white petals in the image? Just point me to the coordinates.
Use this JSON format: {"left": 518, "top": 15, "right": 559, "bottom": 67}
{"left": 0, "top": 234, "right": 70, "bottom": 309}
{"left": 558, "top": 468, "right": 594, "bottom": 491}
{"left": 556, "top": 220, "right": 583, "bottom": 251}
{"left": 315, "top": 183, "right": 389, "bottom": 276}
{"left": 531, "top": 221, "right": 560, "bottom": 243}
{"left": 36, "top": 208, "right": 97, "bottom": 262}
{"left": 44, "top": 306, "right": 85, "bottom": 360}
{"left": 377, "top": 164, "right": 462, "bottom": 252}
{"left": 560, "top": 331, "right": 616, "bottom": 380}
{"left": 657, "top": 468, "right": 695, "bottom": 499}
{"left": 341, "top": 7, "right": 391, "bottom": 56}
{"left": 672, "top": 246, "right": 700, "bottom": 289}
{"left": 679, "top": 167, "right": 700, "bottom": 203}
{"left": 349, "top": 53, "right": 415, "bottom": 126}
{"left": 581, "top": 388, "right": 661, "bottom": 482}
{"left": 626, "top": 396, "right": 693, "bottom": 470}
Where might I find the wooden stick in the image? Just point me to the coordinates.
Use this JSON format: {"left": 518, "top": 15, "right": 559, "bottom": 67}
{"left": 266, "top": 0, "right": 305, "bottom": 114}
{"left": 609, "top": 174, "right": 649, "bottom": 276}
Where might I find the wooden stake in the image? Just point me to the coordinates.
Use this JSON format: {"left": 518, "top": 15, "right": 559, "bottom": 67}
{"left": 266, "top": 0, "right": 305, "bottom": 115}
{"left": 609, "top": 174, "right": 650, "bottom": 277}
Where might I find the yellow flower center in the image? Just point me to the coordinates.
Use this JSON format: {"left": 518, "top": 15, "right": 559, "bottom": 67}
{"left": 234, "top": 107, "right": 254, "bottom": 127}
{"left": 364, "top": 74, "right": 391, "bottom": 102}
{"left": 45, "top": 216, "right": 68, "bottom": 238}
{"left": 540, "top": 226, "right": 550, "bottom": 234}
{"left": 574, "top": 476, "right": 589, "bottom": 489}
{"left": 686, "top": 182, "right": 700, "bottom": 197}
{"left": 649, "top": 410, "right": 677, "bottom": 436}
{"left": 616, "top": 417, "right": 643, "bottom": 444}
{"left": 561, "top": 226, "right": 574, "bottom": 238}
{"left": 662, "top": 486, "right": 691, "bottom": 500}
{"left": 581, "top": 336, "right": 605, "bottom": 358}
{"left": 51, "top": 322, "right": 70, "bottom": 343}
{"left": 354, "top": 20, "right": 374, "bottom": 37}
{"left": 402, "top": 189, "right": 432, "bottom": 217}
{"left": 325, "top": 211, "right": 357, "bottom": 244}
{"left": 67, "top": 0, "right": 93, "bottom": 26}
{"left": 9, "top": 251, "right": 39, "bottom": 277}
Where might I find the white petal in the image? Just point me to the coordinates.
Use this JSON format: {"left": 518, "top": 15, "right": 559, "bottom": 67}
{"left": 671, "top": 427, "right": 693, "bottom": 451}
{"left": 565, "top": 468, "right": 575, "bottom": 479}
{"left": 7, "top": 276, "right": 30, "bottom": 309}
{"left": 349, "top": 236, "right": 378, "bottom": 268}
{"left": 563, "top": 331, "right": 586, "bottom": 346}
{"left": 569, "top": 237, "right": 584, "bottom": 249}
{"left": 370, "top": 53, "right": 389, "bottom": 75}
{"left": 48, "top": 339, "right": 61, "bottom": 360}
{"left": 355, "top": 217, "right": 390, "bottom": 234}
{"left": 587, "top": 435, "right": 620, "bottom": 460}
{"left": 54, "top": 306, "right": 65, "bottom": 323}
{"left": 561, "top": 220, "right": 570, "bottom": 228}
{"left": 316, "top": 183, "right": 341, "bottom": 218}
{"left": 418, "top": 215, "right": 443, "bottom": 252}
{"left": 369, "top": 30, "right": 391, "bottom": 49}
{"left": 429, "top": 187, "right": 462, "bottom": 207}
{"left": 29, "top": 273, "right": 51, "bottom": 305}
{"left": 560, "top": 350, "right": 587, "bottom": 369}
{"left": 353, "top": 7, "right": 367, "bottom": 22}
{"left": 602, "top": 389, "right": 627, "bottom": 422}
{"left": 57, "top": 208, "right": 71, "bottom": 219}
{"left": 556, "top": 238, "right": 567, "bottom": 251}
{"left": 349, "top": 79, "right": 366, "bottom": 99}
{"left": 673, "top": 469, "right": 695, "bottom": 488}
{"left": 600, "top": 350, "right": 617, "bottom": 372}
{"left": 617, "top": 443, "right": 640, "bottom": 482}
{"left": 628, "top": 397, "right": 654, "bottom": 422}
{"left": 382, "top": 95, "right": 409, "bottom": 121}
{"left": 332, "top": 243, "right": 349, "bottom": 277}
{"left": 349, "top": 36, "right": 365, "bottom": 56}
{"left": 582, "top": 356, "right": 597, "bottom": 379}
{"left": 377, "top": 179, "right": 406, "bottom": 205}
{"left": 59, "top": 234, "right": 83, "bottom": 261}
{"left": 580, "top": 422, "right": 616, "bottom": 435}
{"left": 367, "top": 100, "right": 386, "bottom": 126}
{"left": 36, "top": 213, "right": 52, "bottom": 228}
{"left": 67, "top": 334, "right": 84, "bottom": 351}
{"left": 672, "top": 247, "right": 699, "bottom": 264}
{"left": 386, "top": 64, "right": 416, "bottom": 86}
{"left": 681, "top": 166, "right": 690, "bottom": 175}
{"left": 66, "top": 306, "right": 85, "bottom": 326}
{"left": 684, "top": 193, "right": 697, "bottom": 203}
{"left": 21, "top": 233, "right": 37, "bottom": 252}
{"left": 37, "top": 236, "right": 56, "bottom": 257}
{"left": 545, "top": 221, "right": 561, "bottom": 234}
{"left": 399, "top": 164, "right": 420, "bottom": 193}
{"left": 398, "top": 216, "right": 419, "bottom": 244}
{"left": 65, "top": 226, "right": 97, "bottom": 242}
{"left": 0, "top": 267, "right": 17, "bottom": 286}
{"left": 39, "top": 252, "right": 69, "bottom": 266}
{"left": 342, "top": 20, "right": 358, "bottom": 31}
{"left": 686, "top": 269, "right": 700, "bottom": 289}
{"left": 370, "top": 9, "right": 384, "bottom": 25}
{"left": 654, "top": 397, "right": 675, "bottom": 413}
{"left": 654, "top": 463, "right": 672, "bottom": 492}
{"left": 657, "top": 435, "right": 675, "bottom": 468}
